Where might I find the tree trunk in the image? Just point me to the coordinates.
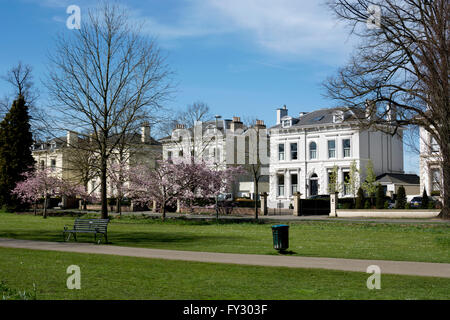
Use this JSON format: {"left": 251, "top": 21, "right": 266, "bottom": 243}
{"left": 162, "top": 204, "right": 166, "bottom": 221}
{"left": 100, "top": 158, "right": 108, "bottom": 219}
{"left": 116, "top": 196, "right": 122, "bottom": 216}
{"left": 34, "top": 200, "right": 37, "bottom": 216}
{"left": 439, "top": 146, "right": 450, "bottom": 219}
{"left": 43, "top": 194, "right": 48, "bottom": 219}
{"left": 254, "top": 177, "right": 259, "bottom": 220}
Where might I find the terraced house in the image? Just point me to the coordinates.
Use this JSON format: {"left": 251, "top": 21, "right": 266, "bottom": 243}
{"left": 267, "top": 106, "right": 405, "bottom": 209}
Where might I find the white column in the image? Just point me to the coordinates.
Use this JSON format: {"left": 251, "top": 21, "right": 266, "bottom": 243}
{"left": 285, "top": 171, "right": 291, "bottom": 197}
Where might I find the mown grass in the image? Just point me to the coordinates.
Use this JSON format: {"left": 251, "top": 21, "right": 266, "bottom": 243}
{"left": 0, "top": 212, "right": 449, "bottom": 263}
{"left": 0, "top": 247, "right": 449, "bottom": 300}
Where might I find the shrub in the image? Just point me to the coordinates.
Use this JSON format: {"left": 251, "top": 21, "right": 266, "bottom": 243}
{"left": 431, "top": 190, "right": 441, "bottom": 197}
{"left": 375, "top": 184, "right": 385, "bottom": 209}
{"left": 395, "top": 186, "right": 406, "bottom": 209}
{"left": 421, "top": 188, "right": 429, "bottom": 209}
{"left": 364, "top": 200, "right": 371, "bottom": 209}
{"left": 405, "top": 202, "right": 411, "bottom": 209}
{"left": 428, "top": 202, "right": 435, "bottom": 209}
{"left": 355, "top": 187, "right": 365, "bottom": 209}
{"left": 342, "top": 202, "right": 352, "bottom": 209}
{"left": 384, "top": 201, "right": 389, "bottom": 209}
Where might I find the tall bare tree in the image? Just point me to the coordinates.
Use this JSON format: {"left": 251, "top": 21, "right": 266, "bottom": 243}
{"left": 46, "top": 3, "right": 172, "bottom": 218}
{"left": 324, "top": 0, "right": 449, "bottom": 218}
{"left": 1, "top": 62, "right": 46, "bottom": 140}
{"left": 242, "top": 118, "right": 270, "bottom": 219}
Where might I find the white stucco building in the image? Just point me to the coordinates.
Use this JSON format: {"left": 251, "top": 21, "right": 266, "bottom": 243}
{"left": 419, "top": 126, "right": 442, "bottom": 196}
{"left": 160, "top": 117, "right": 269, "bottom": 199}
{"left": 268, "top": 106, "right": 404, "bottom": 209}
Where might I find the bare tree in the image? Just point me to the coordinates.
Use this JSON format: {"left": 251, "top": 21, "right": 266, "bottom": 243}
{"left": 0, "top": 62, "right": 47, "bottom": 140}
{"left": 324, "top": 0, "right": 449, "bottom": 218}
{"left": 64, "top": 136, "right": 100, "bottom": 210}
{"left": 161, "top": 101, "right": 217, "bottom": 163}
{"left": 177, "top": 101, "right": 213, "bottom": 128}
{"left": 242, "top": 118, "right": 270, "bottom": 219}
{"left": 1, "top": 62, "right": 38, "bottom": 105}
{"left": 46, "top": 3, "right": 172, "bottom": 218}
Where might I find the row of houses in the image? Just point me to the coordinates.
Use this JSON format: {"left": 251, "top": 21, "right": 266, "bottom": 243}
{"left": 32, "top": 105, "right": 441, "bottom": 209}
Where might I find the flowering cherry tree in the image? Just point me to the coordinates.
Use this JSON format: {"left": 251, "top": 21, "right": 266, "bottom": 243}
{"left": 12, "top": 168, "right": 89, "bottom": 218}
{"left": 128, "top": 158, "right": 242, "bottom": 221}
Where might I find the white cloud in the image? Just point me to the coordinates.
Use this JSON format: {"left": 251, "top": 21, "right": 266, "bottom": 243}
{"left": 134, "top": 0, "right": 354, "bottom": 62}
{"left": 27, "top": 0, "right": 354, "bottom": 62}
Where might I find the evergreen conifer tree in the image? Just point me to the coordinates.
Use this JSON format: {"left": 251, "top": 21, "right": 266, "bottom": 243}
{"left": 0, "top": 95, "right": 35, "bottom": 210}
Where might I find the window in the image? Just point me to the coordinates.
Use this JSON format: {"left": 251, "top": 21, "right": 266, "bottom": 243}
{"left": 431, "top": 137, "right": 440, "bottom": 153}
{"left": 343, "top": 172, "right": 350, "bottom": 195}
{"left": 51, "top": 159, "right": 56, "bottom": 169}
{"left": 291, "top": 174, "right": 298, "bottom": 195}
{"left": 167, "top": 151, "right": 172, "bottom": 161}
{"left": 328, "top": 140, "right": 336, "bottom": 158}
{"left": 278, "top": 144, "right": 285, "bottom": 161}
{"left": 179, "top": 150, "right": 183, "bottom": 157}
{"left": 309, "top": 142, "right": 317, "bottom": 159}
{"left": 431, "top": 169, "right": 441, "bottom": 192}
{"left": 40, "top": 160, "right": 45, "bottom": 170}
{"left": 312, "top": 115, "right": 324, "bottom": 122}
{"left": 277, "top": 175, "right": 285, "bottom": 196}
{"left": 282, "top": 120, "right": 291, "bottom": 128}
{"left": 290, "top": 143, "right": 298, "bottom": 160}
{"left": 343, "top": 139, "right": 351, "bottom": 158}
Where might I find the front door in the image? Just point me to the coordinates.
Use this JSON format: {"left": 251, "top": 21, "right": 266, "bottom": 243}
{"left": 310, "top": 179, "right": 318, "bottom": 196}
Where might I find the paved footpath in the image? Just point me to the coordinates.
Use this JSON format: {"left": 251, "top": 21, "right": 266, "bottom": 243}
{"left": 1, "top": 238, "right": 449, "bottom": 278}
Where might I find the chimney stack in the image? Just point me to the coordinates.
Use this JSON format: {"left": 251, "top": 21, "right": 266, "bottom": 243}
{"left": 276, "top": 105, "right": 288, "bottom": 125}
{"left": 365, "top": 100, "right": 375, "bottom": 120}
{"left": 141, "top": 121, "right": 151, "bottom": 143}
{"left": 386, "top": 104, "right": 396, "bottom": 123}
{"left": 67, "top": 131, "right": 78, "bottom": 147}
{"left": 175, "top": 124, "right": 186, "bottom": 130}
{"left": 255, "top": 119, "right": 266, "bottom": 129}
{"left": 230, "top": 116, "right": 243, "bottom": 132}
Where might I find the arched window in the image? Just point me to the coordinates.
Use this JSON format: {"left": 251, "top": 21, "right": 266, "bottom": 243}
{"left": 309, "top": 142, "right": 317, "bottom": 159}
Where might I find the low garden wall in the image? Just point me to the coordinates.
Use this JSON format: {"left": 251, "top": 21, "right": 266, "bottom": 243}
{"left": 180, "top": 207, "right": 257, "bottom": 215}
{"left": 334, "top": 209, "right": 441, "bottom": 218}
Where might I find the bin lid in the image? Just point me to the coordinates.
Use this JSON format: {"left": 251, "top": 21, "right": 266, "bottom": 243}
{"left": 272, "top": 224, "right": 289, "bottom": 228}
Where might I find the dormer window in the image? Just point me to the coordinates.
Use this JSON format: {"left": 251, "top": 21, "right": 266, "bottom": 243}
{"left": 333, "top": 111, "right": 344, "bottom": 123}
{"left": 281, "top": 116, "right": 292, "bottom": 128}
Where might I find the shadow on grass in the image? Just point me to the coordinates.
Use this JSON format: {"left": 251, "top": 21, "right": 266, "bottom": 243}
{"left": 0, "top": 229, "right": 246, "bottom": 247}
{"left": 111, "top": 216, "right": 270, "bottom": 226}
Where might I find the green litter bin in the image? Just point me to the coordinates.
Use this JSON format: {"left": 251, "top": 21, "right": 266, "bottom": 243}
{"left": 272, "top": 224, "right": 289, "bottom": 251}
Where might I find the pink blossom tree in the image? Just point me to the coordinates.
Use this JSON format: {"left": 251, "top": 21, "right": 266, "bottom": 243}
{"left": 128, "top": 158, "right": 242, "bottom": 221}
{"left": 12, "top": 168, "right": 86, "bottom": 218}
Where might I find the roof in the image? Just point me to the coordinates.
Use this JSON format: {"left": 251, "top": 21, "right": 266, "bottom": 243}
{"left": 375, "top": 173, "right": 420, "bottom": 185}
{"left": 270, "top": 107, "right": 362, "bottom": 129}
{"left": 159, "top": 119, "right": 253, "bottom": 144}
{"left": 33, "top": 132, "right": 161, "bottom": 152}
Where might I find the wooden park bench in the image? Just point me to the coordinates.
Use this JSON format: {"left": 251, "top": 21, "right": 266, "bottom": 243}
{"left": 63, "top": 218, "right": 109, "bottom": 244}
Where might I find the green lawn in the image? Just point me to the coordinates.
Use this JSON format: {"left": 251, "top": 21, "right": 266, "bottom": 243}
{"left": 0, "top": 212, "right": 449, "bottom": 263}
{"left": 0, "top": 247, "right": 449, "bottom": 300}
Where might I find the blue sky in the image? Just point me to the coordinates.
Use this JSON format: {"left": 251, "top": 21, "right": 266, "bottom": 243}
{"left": 0, "top": 0, "right": 419, "bottom": 173}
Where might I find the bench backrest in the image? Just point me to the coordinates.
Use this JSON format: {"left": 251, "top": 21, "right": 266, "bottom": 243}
{"left": 73, "top": 218, "right": 109, "bottom": 233}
